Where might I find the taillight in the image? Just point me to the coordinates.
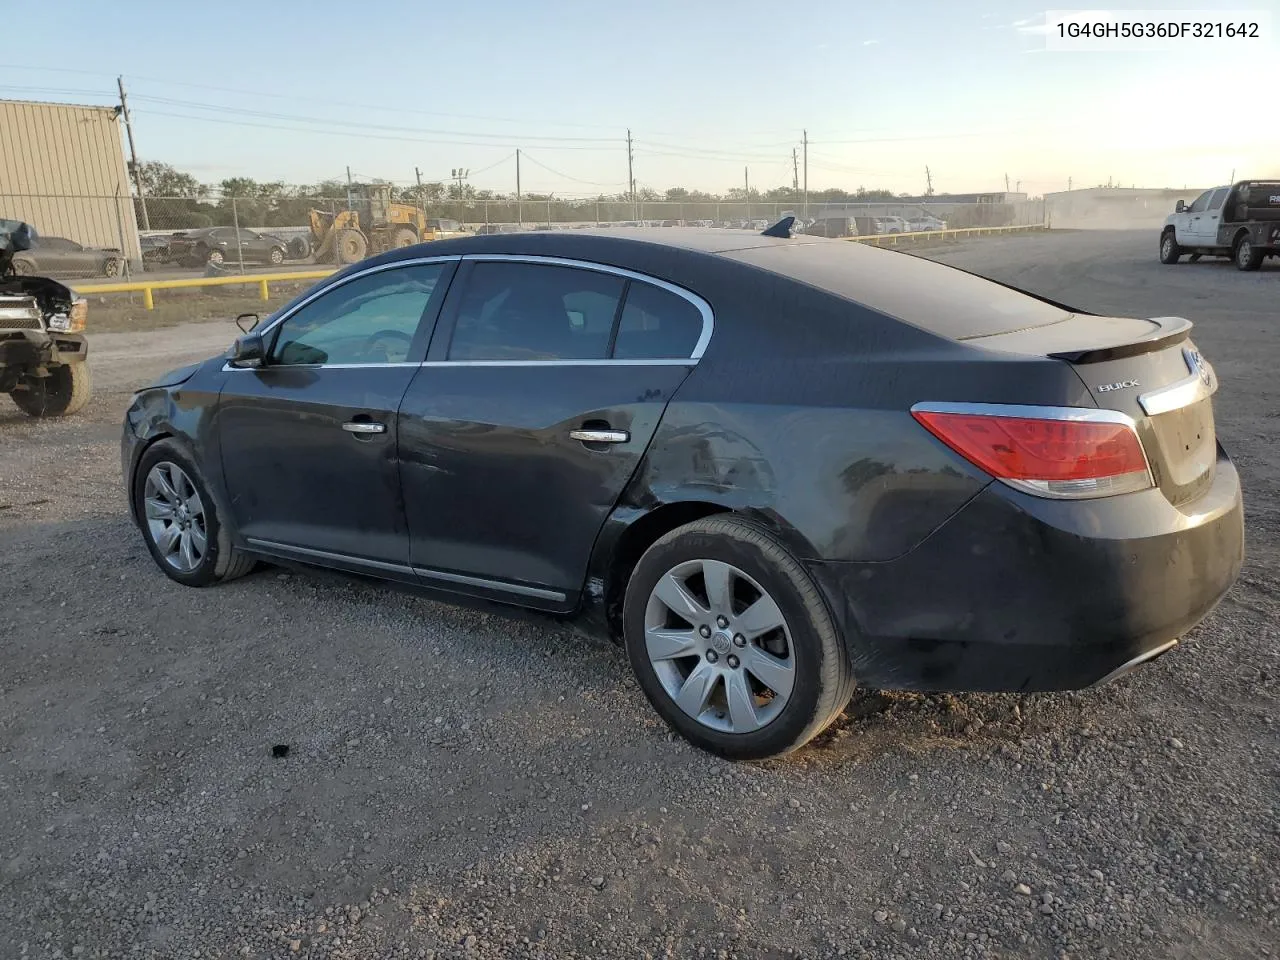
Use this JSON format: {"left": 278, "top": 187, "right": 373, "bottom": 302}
{"left": 911, "top": 403, "right": 1153, "bottom": 499}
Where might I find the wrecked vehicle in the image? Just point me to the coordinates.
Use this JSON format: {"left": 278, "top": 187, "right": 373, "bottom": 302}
{"left": 0, "top": 220, "right": 92, "bottom": 417}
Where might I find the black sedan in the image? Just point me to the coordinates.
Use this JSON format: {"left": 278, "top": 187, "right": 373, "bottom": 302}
{"left": 164, "top": 227, "right": 287, "bottom": 267}
{"left": 121, "top": 226, "right": 1244, "bottom": 759}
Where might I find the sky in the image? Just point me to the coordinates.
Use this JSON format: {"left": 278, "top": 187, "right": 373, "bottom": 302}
{"left": 3, "top": 0, "right": 1277, "bottom": 197}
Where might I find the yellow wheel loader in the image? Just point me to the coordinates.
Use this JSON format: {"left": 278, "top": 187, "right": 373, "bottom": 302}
{"left": 308, "top": 183, "right": 439, "bottom": 265}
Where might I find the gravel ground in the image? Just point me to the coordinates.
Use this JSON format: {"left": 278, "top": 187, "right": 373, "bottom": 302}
{"left": 1, "top": 230, "right": 1276, "bottom": 960}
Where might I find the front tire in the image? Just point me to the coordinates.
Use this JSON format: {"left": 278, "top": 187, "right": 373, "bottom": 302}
{"left": 1235, "top": 235, "right": 1263, "bottom": 271}
{"left": 10, "top": 363, "right": 91, "bottom": 417}
{"left": 391, "top": 227, "right": 419, "bottom": 248}
{"left": 1159, "top": 229, "right": 1182, "bottom": 264}
{"left": 206, "top": 248, "right": 225, "bottom": 266}
{"left": 268, "top": 246, "right": 284, "bottom": 265}
{"left": 132, "top": 440, "right": 256, "bottom": 587}
{"left": 622, "top": 516, "right": 855, "bottom": 760}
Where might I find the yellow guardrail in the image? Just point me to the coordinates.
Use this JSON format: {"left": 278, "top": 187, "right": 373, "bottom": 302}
{"left": 71, "top": 224, "right": 1049, "bottom": 309}
{"left": 843, "top": 223, "right": 1047, "bottom": 246}
{"left": 74, "top": 269, "right": 336, "bottom": 310}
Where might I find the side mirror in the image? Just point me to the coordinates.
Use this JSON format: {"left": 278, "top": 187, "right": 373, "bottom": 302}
{"left": 229, "top": 332, "right": 266, "bottom": 368}
{"left": 1175, "top": 200, "right": 1186, "bottom": 213}
{"left": 235, "top": 312, "right": 259, "bottom": 333}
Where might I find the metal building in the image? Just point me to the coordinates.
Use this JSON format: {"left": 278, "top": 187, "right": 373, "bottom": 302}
{"left": 0, "top": 99, "right": 142, "bottom": 264}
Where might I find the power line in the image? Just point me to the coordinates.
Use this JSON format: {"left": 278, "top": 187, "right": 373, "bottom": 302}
{"left": 519, "top": 151, "right": 626, "bottom": 187}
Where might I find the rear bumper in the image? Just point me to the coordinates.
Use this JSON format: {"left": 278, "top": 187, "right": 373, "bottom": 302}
{"left": 807, "top": 445, "right": 1245, "bottom": 693}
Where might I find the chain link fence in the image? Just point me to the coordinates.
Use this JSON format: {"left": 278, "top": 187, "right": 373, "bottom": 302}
{"left": 0, "top": 191, "right": 1048, "bottom": 282}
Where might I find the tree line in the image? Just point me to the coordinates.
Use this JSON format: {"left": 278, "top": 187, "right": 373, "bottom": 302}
{"left": 132, "top": 161, "right": 905, "bottom": 230}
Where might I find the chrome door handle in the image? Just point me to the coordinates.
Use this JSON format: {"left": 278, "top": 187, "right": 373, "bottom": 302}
{"left": 342, "top": 421, "right": 386, "bottom": 435}
{"left": 569, "top": 428, "right": 629, "bottom": 444}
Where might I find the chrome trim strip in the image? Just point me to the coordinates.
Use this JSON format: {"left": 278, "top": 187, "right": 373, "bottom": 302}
{"left": 569, "top": 428, "right": 629, "bottom": 443}
{"left": 413, "top": 567, "right": 567, "bottom": 602}
{"left": 1088, "top": 639, "right": 1178, "bottom": 688}
{"left": 910, "top": 401, "right": 1140, "bottom": 428}
{"left": 222, "top": 361, "right": 419, "bottom": 371}
{"left": 224, "top": 358, "right": 695, "bottom": 372}
{"left": 1138, "top": 349, "right": 1218, "bottom": 416}
{"left": 461, "top": 252, "right": 715, "bottom": 360}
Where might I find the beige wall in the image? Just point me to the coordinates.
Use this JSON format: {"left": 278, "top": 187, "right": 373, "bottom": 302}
{"left": 0, "top": 99, "right": 141, "bottom": 261}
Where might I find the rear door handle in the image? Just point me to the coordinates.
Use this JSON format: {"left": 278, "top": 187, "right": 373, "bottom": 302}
{"left": 569, "top": 428, "right": 629, "bottom": 444}
{"left": 343, "top": 421, "right": 387, "bottom": 435}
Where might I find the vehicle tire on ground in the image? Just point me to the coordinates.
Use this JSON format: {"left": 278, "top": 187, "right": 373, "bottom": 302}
{"left": 391, "top": 227, "right": 419, "bottom": 249}
{"left": 268, "top": 246, "right": 285, "bottom": 265}
{"left": 335, "top": 228, "right": 368, "bottom": 264}
{"left": 10, "top": 362, "right": 92, "bottom": 418}
{"left": 11, "top": 257, "right": 36, "bottom": 276}
{"left": 622, "top": 515, "right": 855, "bottom": 760}
{"left": 103, "top": 258, "right": 123, "bottom": 277}
{"left": 1159, "top": 229, "right": 1182, "bottom": 264}
{"left": 1234, "top": 235, "right": 1263, "bottom": 271}
{"left": 287, "top": 236, "right": 311, "bottom": 260}
{"left": 206, "top": 248, "right": 224, "bottom": 266}
{"left": 132, "top": 439, "right": 257, "bottom": 588}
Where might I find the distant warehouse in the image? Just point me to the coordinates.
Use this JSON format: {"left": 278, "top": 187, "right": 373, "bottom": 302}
{"left": 0, "top": 98, "right": 142, "bottom": 266}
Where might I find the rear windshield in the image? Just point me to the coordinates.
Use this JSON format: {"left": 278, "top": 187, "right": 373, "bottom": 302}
{"left": 725, "top": 241, "right": 1070, "bottom": 340}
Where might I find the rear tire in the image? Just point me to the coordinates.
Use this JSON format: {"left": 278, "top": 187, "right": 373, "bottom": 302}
{"left": 622, "top": 516, "right": 855, "bottom": 760}
{"left": 10, "top": 363, "right": 91, "bottom": 417}
{"left": 206, "top": 248, "right": 224, "bottom": 266}
{"left": 335, "top": 228, "right": 368, "bottom": 264}
{"left": 391, "top": 227, "right": 419, "bottom": 248}
{"left": 1235, "top": 235, "right": 1263, "bottom": 271}
{"left": 287, "top": 236, "right": 312, "bottom": 260}
{"left": 132, "top": 439, "right": 257, "bottom": 587}
{"left": 1159, "top": 229, "right": 1182, "bottom": 264}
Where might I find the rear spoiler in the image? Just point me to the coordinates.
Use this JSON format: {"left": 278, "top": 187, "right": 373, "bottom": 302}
{"left": 1045, "top": 315, "right": 1194, "bottom": 364}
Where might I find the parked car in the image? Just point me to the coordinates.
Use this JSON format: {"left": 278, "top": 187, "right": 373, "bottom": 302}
{"left": 907, "top": 214, "right": 947, "bottom": 232}
{"left": 122, "top": 228, "right": 1243, "bottom": 760}
{"left": 8, "top": 234, "right": 124, "bottom": 277}
{"left": 426, "top": 218, "right": 469, "bottom": 239}
{"left": 140, "top": 234, "right": 172, "bottom": 265}
{"left": 165, "top": 227, "right": 288, "bottom": 267}
{"left": 876, "top": 216, "right": 909, "bottom": 234}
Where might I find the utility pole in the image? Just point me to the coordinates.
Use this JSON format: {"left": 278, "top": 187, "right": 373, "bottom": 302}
{"left": 802, "top": 129, "right": 809, "bottom": 218}
{"left": 626, "top": 129, "right": 636, "bottom": 220}
{"left": 925, "top": 165, "right": 934, "bottom": 197}
{"left": 792, "top": 148, "right": 799, "bottom": 193}
{"left": 516, "top": 149, "right": 522, "bottom": 227}
{"left": 414, "top": 166, "right": 424, "bottom": 212}
{"left": 117, "top": 76, "right": 149, "bottom": 230}
{"left": 1068, "top": 176, "right": 1072, "bottom": 192}
{"left": 346, "top": 166, "right": 354, "bottom": 209}
{"left": 1016, "top": 179, "right": 1021, "bottom": 193}
{"left": 1004, "top": 173, "right": 1010, "bottom": 193}
{"left": 744, "top": 166, "right": 750, "bottom": 223}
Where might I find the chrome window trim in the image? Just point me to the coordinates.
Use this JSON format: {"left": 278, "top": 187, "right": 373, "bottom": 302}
{"left": 221, "top": 251, "right": 715, "bottom": 372}
{"left": 460, "top": 253, "right": 715, "bottom": 360}
{"left": 222, "top": 255, "right": 461, "bottom": 371}
{"left": 909, "top": 401, "right": 1155, "bottom": 500}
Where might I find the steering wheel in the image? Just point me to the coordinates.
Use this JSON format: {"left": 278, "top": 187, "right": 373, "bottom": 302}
{"left": 359, "top": 328, "right": 414, "bottom": 362}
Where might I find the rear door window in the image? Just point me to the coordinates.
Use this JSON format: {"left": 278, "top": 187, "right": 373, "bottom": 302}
{"left": 447, "top": 262, "right": 625, "bottom": 360}
{"left": 612, "top": 282, "right": 704, "bottom": 360}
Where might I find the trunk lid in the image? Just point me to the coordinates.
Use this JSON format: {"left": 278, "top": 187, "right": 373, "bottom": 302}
{"left": 965, "top": 314, "right": 1218, "bottom": 506}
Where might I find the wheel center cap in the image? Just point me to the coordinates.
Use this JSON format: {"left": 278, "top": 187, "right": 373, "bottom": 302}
{"left": 710, "top": 631, "right": 732, "bottom": 656}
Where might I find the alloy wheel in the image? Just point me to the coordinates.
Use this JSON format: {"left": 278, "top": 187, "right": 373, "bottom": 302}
{"left": 143, "top": 461, "right": 208, "bottom": 573}
{"left": 644, "top": 558, "right": 795, "bottom": 734}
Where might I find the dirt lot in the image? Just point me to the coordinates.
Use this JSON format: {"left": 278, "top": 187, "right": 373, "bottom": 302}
{"left": 1, "top": 230, "right": 1276, "bottom": 960}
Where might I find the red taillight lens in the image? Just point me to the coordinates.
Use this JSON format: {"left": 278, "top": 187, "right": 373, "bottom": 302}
{"left": 912, "top": 408, "right": 1152, "bottom": 498}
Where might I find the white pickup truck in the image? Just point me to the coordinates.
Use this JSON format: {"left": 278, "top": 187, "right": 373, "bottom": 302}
{"left": 1160, "top": 180, "right": 1280, "bottom": 271}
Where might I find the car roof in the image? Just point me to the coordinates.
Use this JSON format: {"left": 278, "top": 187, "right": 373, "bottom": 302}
{"left": 376, "top": 227, "right": 1070, "bottom": 339}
